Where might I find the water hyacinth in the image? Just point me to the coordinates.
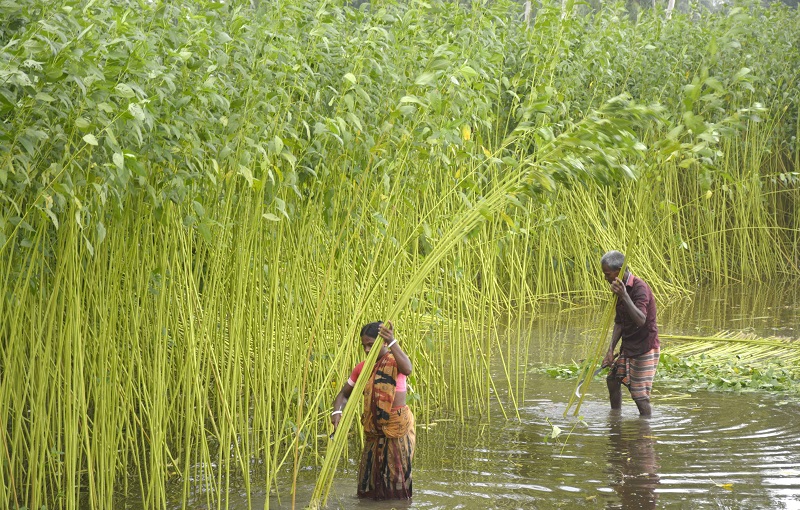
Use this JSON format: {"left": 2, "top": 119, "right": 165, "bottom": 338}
{"left": 540, "top": 331, "right": 800, "bottom": 394}
{"left": 0, "top": 0, "right": 798, "bottom": 509}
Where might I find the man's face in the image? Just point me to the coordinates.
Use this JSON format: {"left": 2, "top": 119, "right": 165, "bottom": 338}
{"left": 602, "top": 263, "right": 620, "bottom": 284}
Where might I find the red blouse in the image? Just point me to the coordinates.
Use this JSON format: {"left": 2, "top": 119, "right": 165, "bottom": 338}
{"left": 347, "top": 360, "right": 407, "bottom": 392}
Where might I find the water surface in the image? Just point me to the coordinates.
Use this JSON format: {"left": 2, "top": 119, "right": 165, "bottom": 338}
{"left": 147, "top": 283, "right": 800, "bottom": 509}
{"left": 266, "top": 283, "right": 800, "bottom": 509}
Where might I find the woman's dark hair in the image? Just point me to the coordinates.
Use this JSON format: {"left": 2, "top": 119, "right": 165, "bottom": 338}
{"left": 360, "top": 321, "right": 383, "bottom": 339}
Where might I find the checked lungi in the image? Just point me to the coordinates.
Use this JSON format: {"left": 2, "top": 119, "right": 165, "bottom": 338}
{"left": 609, "top": 347, "right": 660, "bottom": 401}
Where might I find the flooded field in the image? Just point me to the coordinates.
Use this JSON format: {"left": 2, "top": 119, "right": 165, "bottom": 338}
{"left": 148, "top": 283, "right": 800, "bottom": 509}
{"left": 307, "top": 378, "right": 800, "bottom": 510}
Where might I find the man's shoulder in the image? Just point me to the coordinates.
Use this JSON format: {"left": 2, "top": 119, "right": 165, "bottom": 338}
{"left": 631, "top": 275, "right": 654, "bottom": 295}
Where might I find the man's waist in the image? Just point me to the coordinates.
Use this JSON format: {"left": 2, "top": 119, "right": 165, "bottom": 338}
{"left": 621, "top": 335, "right": 660, "bottom": 355}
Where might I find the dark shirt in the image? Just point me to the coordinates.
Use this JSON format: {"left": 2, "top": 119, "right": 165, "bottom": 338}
{"left": 615, "top": 272, "right": 660, "bottom": 357}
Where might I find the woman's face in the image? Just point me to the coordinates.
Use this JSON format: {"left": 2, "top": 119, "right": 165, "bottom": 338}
{"left": 361, "top": 335, "right": 381, "bottom": 355}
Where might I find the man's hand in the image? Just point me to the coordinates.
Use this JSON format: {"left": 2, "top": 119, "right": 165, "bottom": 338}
{"left": 602, "top": 350, "right": 616, "bottom": 368}
{"left": 610, "top": 277, "right": 627, "bottom": 298}
{"left": 331, "top": 412, "right": 342, "bottom": 431}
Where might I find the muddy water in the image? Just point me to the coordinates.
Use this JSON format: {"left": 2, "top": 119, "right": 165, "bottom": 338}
{"left": 275, "top": 283, "right": 800, "bottom": 509}
{"left": 278, "top": 377, "right": 800, "bottom": 510}
{"left": 160, "top": 283, "right": 800, "bottom": 509}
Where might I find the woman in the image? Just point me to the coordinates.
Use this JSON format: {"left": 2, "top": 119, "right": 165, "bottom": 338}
{"left": 330, "top": 321, "right": 415, "bottom": 500}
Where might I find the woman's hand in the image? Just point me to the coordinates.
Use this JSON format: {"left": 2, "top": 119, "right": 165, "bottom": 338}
{"left": 330, "top": 384, "right": 352, "bottom": 434}
{"left": 379, "top": 321, "right": 395, "bottom": 345}
{"left": 381, "top": 320, "right": 412, "bottom": 375}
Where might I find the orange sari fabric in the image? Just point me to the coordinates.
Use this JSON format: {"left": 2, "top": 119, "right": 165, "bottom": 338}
{"left": 357, "top": 353, "right": 415, "bottom": 500}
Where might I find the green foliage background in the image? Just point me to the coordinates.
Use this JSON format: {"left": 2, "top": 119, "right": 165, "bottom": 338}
{"left": 0, "top": 0, "right": 798, "bottom": 507}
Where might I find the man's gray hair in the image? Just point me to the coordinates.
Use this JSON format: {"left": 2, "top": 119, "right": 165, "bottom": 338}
{"left": 600, "top": 250, "right": 625, "bottom": 270}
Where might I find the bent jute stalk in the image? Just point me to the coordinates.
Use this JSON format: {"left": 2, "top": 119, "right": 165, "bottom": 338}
{"left": 309, "top": 96, "right": 664, "bottom": 507}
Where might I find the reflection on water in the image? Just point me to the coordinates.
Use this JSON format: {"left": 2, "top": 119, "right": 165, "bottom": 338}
{"left": 521, "top": 282, "right": 800, "bottom": 368}
{"left": 130, "top": 284, "right": 800, "bottom": 509}
{"left": 606, "top": 416, "right": 659, "bottom": 509}
{"left": 275, "top": 283, "right": 800, "bottom": 509}
{"left": 660, "top": 281, "right": 800, "bottom": 339}
{"left": 266, "top": 381, "right": 800, "bottom": 510}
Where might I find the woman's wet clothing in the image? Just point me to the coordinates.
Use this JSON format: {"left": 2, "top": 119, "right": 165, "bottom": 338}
{"left": 353, "top": 353, "right": 415, "bottom": 500}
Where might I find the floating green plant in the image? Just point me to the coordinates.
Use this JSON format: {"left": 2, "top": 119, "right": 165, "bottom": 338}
{"left": 539, "top": 332, "right": 800, "bottom": 395}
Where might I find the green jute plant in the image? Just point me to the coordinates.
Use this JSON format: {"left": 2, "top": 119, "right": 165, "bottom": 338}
{"left": 308, "top": 94, "right": 672, "bottom": 508}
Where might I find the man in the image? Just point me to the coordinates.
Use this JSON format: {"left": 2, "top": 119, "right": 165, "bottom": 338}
{"left": 600, "top": 250, "right": 660, "bottom": 416}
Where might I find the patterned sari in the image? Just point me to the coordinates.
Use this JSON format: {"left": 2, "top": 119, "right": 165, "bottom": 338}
{"left": 357, "top": 353, "right": 415, "bottom": 500}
